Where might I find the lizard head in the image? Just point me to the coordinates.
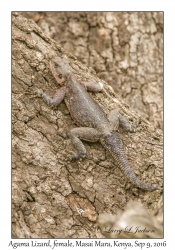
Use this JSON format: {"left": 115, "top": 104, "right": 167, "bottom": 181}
{"left": 50, "top": 57, "right": 72, "bottom": 85}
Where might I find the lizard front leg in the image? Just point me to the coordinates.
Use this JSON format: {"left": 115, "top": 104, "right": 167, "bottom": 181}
{"left": 36, "top": 86, "right": 66, "bottom": 106}
{"left": 82, "top": 81, "right": 104, "bottom": 92}
{"left": 68, "top": 127, "right": 102, "bottom": 159}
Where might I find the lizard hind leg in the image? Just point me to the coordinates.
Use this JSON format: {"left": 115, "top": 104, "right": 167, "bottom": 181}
{"left": 107, "top": 109, "right": 137, "bottom": 133}
{"left": 118, "top": 113, "right": 138, "bottom": 132}
{"left": 107, "top": 109, "right": 120, "bottom": 131}
{"left": 68, "top": 127, "right": 101, "bottom": 159}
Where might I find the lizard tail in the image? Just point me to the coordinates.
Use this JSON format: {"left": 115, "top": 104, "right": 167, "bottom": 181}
{"left": 100, "top": 131, "right": 159, "bottom": 191}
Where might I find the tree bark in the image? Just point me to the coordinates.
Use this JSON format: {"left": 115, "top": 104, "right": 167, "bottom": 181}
{"left": 12, "top": 12, "right": 163, "bottom": 238}
{"left": 20, "top": 12, "right": 163, "bottom": 130}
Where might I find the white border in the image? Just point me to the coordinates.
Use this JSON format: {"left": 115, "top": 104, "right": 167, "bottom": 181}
{"left": 1, "top": 0, "right": 174, "bottom": 249}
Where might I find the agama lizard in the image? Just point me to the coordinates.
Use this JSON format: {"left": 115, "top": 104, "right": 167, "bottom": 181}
{"left": 36, "top": 57, "right": 159, "bottom": 191}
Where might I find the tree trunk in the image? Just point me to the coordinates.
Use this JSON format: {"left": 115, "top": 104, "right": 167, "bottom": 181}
{"left": 12, "top": 12, "right": 163, "bottom": 238}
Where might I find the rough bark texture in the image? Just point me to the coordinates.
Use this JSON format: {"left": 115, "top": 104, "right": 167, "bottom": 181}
{"left": 12, "top": 12, "right": 163, "bottom": 238}
{"left": 21, "top": 12, "right": 163, "bottom": 130}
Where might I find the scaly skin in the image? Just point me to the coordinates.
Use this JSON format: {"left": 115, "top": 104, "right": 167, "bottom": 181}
{"left": 37, "top": 57, "right": 159, "bottom": 191}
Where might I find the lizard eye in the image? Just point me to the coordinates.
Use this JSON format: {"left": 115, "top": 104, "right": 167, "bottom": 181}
{"left": 54, "top": 63, "right": 59, "bottom": 68}
{"left": 58, "top": 74, "right": 62, "bottom": 79}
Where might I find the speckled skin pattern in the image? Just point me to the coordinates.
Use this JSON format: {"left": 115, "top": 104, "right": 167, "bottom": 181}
{"left": 37, "top": 57, "right": 159, "bottom": 191}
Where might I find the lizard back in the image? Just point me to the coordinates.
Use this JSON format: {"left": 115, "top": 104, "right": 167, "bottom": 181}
{"left": 65, "top": 75, "right": 110, "bottom": 130}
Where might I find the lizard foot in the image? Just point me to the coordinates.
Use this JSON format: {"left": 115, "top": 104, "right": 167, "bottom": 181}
{"left": 124, "top": 118, "right": 140, "bottom": 133}
{"left": 25, "top": 89, "right": 43, "bottom": 99}
{"left": 129, "top": 123, "right": 137, "bottom": 133}
{"left": 71, "top": 153, "right": 85, "bottom": 160}
{"left": 35, "top": 89, "right": 44, "bottom": 96}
